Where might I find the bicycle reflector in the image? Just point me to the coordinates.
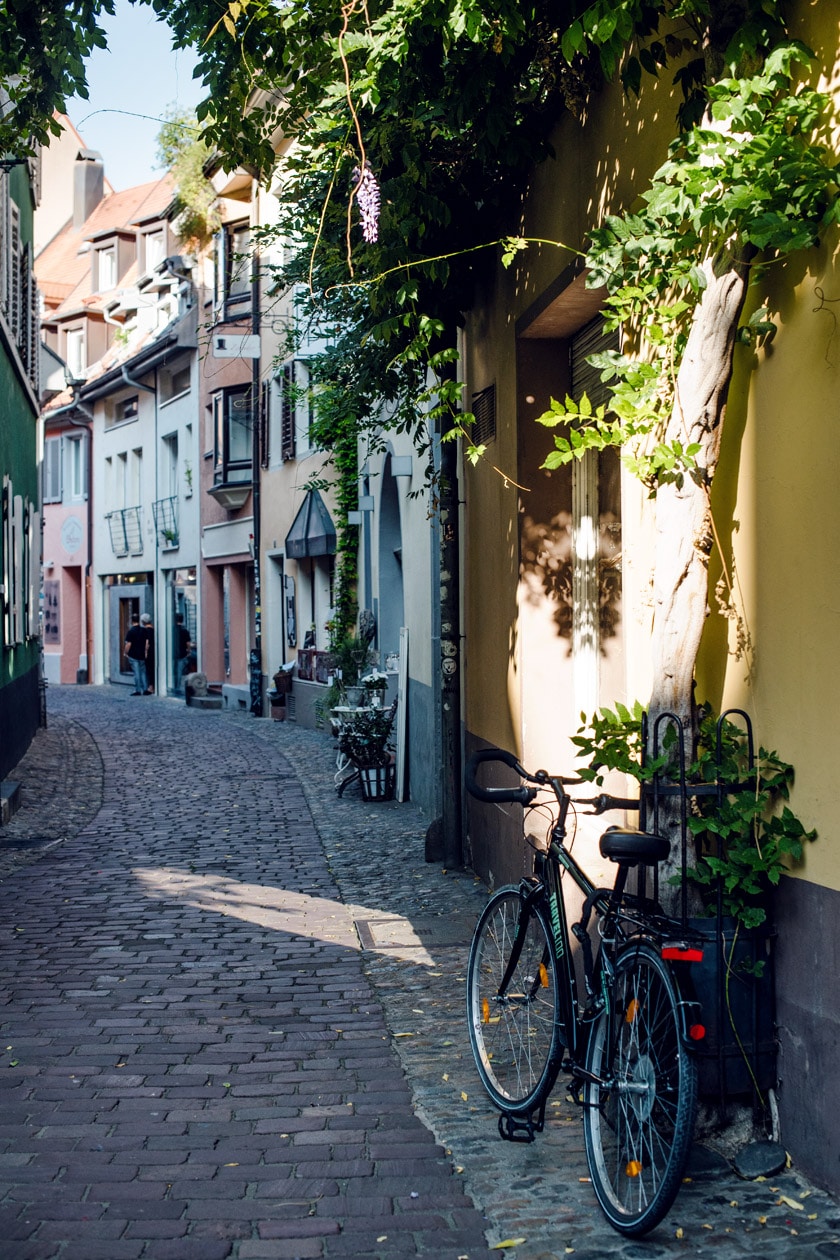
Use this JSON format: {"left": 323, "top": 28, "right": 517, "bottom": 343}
{"left": 689, "top": 1023, "right": 706, "bottom": 1041}
{"left": 661, "top": 945, "right": 704, "bottom": 963}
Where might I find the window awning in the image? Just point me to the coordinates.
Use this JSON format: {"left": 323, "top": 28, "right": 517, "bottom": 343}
{"left": 284, "top": 488, "right": 337, "bottom": 559}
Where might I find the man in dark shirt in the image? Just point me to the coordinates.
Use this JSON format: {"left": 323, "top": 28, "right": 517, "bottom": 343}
{"left": 124, "top": 614, "right": 148, "bottom": 695}
{"left": 141, "top": 613, "right": 155, "bottom": 694}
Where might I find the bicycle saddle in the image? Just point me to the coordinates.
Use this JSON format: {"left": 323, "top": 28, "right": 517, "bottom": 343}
{"left": 599, "top": 826, "right": 670, "bottom": 866}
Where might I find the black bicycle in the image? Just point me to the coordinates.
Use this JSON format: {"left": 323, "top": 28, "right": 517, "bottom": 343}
{"left": 465, "top": 747, "right": 707, "bottom": 1237}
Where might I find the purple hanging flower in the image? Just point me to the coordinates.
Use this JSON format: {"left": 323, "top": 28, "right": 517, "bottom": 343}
{"left": 353, "top": 164, "right": 380, "bottom": 243}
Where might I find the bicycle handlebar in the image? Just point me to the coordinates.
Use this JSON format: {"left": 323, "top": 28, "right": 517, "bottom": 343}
{"left": 465, "top": 748, "right": 538, "bottom": 806}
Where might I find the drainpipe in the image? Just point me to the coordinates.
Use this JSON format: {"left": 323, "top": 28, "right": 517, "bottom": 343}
{"left": 45, "top": 389, "right": 94, "bottom": 682}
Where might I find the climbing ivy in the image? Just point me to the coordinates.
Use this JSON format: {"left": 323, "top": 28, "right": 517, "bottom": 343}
{"left": 537, "top": 42, "right": 840, "bottom": 491}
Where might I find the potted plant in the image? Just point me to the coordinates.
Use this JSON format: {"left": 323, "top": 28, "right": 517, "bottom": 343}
{"left": 360, "top": 669, "right": 388, "bottom": 706}
{"left": 338, "top": 700, "right": 397, "bottom": 800}
{"left": 316, "top": 631, "right": 377, "bottom": 726}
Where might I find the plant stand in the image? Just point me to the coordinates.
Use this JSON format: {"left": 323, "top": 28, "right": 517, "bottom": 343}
{"left": 636, "top": 709, "right": 779, "bottom": 1107}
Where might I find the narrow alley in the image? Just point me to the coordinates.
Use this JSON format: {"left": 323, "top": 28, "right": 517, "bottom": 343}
{"left": 0, "top": 687, "right": 838, "bottom": 1260}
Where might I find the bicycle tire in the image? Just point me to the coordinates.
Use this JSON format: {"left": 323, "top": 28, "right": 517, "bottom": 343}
{"left": 466, "top": 886, "right": 562, "bottom": 1113}
{"left": 583, "top": 940, "right": 697, "bottom": 1236}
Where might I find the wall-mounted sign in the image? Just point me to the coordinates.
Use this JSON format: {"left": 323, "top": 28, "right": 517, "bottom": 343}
{"left": 61, "top": 514, "right": 83, "bottom": 556}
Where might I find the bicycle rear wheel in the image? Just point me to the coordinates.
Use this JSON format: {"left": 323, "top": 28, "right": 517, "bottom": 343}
{"left": 583, "top": 941, "right": 697, "bottom": 1236}
{"left": 467, "top": 886, "right": 561, "bottom": 1113}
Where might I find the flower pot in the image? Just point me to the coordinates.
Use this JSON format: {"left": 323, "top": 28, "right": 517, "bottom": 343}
{"left": 688, "top": 916, "right": 777, "bottom": 1101}
{"left": 359, "top": 763, "right": 395, "bottom": 802}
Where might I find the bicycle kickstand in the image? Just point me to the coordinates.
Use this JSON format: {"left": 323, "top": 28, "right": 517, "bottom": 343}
{"left": 498, "top": 1099, "right": 547, "bottom": 1144}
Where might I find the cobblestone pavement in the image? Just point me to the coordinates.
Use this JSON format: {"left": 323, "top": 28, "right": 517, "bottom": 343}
{"left": 1, "top": 685, "right": 839, "bottom": 1260}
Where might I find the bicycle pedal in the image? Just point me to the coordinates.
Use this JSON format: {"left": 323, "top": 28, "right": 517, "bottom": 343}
{"left": 498, "top": 1108, "right": 544, "bottom": 1143}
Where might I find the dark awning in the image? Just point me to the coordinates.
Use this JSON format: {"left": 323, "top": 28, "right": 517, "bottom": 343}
{"left": 285, "top": 488, "right": 337, "bottom": 559}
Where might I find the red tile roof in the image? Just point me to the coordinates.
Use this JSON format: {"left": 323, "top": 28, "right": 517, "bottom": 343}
{"left": 35, "top": 173, "right": 175, "bottom": 321}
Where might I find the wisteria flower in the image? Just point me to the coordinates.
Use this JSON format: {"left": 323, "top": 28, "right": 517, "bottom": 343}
{"left": 352, "top": 164, "right": 380, "bottom": 243}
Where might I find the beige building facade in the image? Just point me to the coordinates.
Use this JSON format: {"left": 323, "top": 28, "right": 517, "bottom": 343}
{"left": 459, "top": 4, "right": 840, "bottom": 1194}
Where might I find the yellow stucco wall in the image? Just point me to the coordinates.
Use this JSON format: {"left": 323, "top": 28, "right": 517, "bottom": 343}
{"left": 695, "top": 5, "right": 840, "bottom": 892}
{"left": 464, "top": 2, "right": 840, "bottom": 893}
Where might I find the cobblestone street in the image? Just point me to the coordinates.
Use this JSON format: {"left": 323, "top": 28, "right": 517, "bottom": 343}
{"left": 1, "top": 686, "right": 839, "bottom": 1259}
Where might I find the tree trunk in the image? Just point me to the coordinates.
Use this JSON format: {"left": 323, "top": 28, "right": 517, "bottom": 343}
{"left": 649, "top": 249, "right": 753, "bottom": 898}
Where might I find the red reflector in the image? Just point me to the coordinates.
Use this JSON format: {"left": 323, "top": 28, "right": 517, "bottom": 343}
{"left": 689, "top": 1024, "right": 706, "bottom": 1041}
{"left": 661, "top": 947, "right": 704, "bottom": 962}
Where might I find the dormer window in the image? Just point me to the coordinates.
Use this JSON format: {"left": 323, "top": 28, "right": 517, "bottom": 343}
{"left": 65, "top": 327, "right": 86, "bottom": 380}
{"left": 97, "top": 244, "right": 117, "bottom": 291}
{"left": 143, "top": 229, "right": 165, "bottom": 274}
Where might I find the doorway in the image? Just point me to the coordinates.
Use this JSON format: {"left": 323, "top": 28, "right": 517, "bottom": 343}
{"left": 108, "top": 582, "right": 152, "bottom": 684}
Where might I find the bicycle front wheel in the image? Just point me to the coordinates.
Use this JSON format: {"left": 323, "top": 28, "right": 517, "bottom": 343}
{"left": 467, "top": 886, "right": 562, "bottom": 1113}
{"left": 583, "top": 941, "right": 697, "bottom": 1237}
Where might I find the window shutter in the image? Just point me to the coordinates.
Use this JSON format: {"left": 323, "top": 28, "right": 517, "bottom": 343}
{"left": 28, "top": 256, "right": 40, "bottom": 395}
{"left": 471, "top": 383, "right": 496, "bottom": 445}
{"left": 9, "top": 201, "right": 20, "bottom": 342}
{"left": 281, "top": 363, "right": 296, "bottom": 461}
{"left": 0, "top": 179, "right": 8, "bottom": 319}
{"left": 570, "top": 317, "right": 619, "bottom": 409}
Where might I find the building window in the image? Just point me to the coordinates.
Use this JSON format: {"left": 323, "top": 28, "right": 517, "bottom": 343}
{"left": 65, "top": 327, "right": 86, "bottom": 380}
{"left": 129, "top": 447, "right": 142, "bottom": 507}
{"left": 43, "top": 436, "right": 62, "bottom": 503}
{"left": 212, "top": 387, "right": 252, "bottom": 485}
{"left": 214, "top": 221, "right": 251, "bottom": 319}
{"left": 97, "top": 245, "right": 117, "bottom": 291}
{"left": 143, "top": 229, "right": 165, "bottom": 273}
{"left": 65, "top": 433, "right": 88, "bottom": 502}
{"left": 104, "top": 394, "right": 139, "bottom": 428}
{"left": 162, "top": 432, "right": 179, "bottom": 498}
{"left": 161, "top": 362, "right": 191, "bottom": 403}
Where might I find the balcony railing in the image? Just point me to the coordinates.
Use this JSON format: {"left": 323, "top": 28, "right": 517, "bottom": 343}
{"left": 153, "top": 495, "right": 179, "bottom": 549}
{"left": 105, "top": 506, "right": 143, "bottom": 558}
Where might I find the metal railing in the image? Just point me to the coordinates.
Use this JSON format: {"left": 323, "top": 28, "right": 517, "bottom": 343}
{"left": 105, "top": 505, "right": 143, "bottom": 557}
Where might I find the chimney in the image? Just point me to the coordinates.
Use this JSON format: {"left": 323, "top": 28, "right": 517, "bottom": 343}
{"left": 73, "top": 149, "right": 105, "bottom": 229}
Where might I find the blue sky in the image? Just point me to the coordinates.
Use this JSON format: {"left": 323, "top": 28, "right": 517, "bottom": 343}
{"left": 67, "top": 3, "right": 205, "bottom": 191}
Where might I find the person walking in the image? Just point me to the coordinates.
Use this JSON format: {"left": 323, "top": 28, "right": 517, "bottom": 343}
{"left": 174, "top": 613, "right": 191, "bottom": 694}
{"left": 140, "top": 613, "right": 155, "bottom": 694}
{"left": 124, "top": 613, "right": 148, "bottom": 696}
